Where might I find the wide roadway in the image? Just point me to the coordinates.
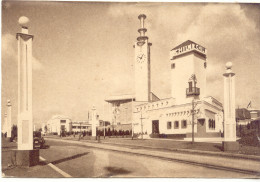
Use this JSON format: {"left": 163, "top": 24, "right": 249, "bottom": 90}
{"left": 38, "top": 139, "right": 257, "bottom": 178}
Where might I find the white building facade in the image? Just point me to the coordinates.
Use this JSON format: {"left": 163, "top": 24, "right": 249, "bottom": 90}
{"left": 47, "top": 115, "right": 72, "bottom": 135}
{"left": 105, "top": 15, "right": 224, "bottom": 139}
{"left": 71, "top": 121, "right": 91, "bottom": 133}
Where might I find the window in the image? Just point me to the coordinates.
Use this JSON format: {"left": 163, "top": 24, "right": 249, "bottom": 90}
{"left": 174, "top": 121, "right": 179, "bottom": 129}
{"left": 72, "top": 126, "right": 76, "bottom": 129}
{"left": 182, "top": 120, "right": 187, "bottom": 128}
{"left": 188, "top": 82, "right": 193, "bottom": 92}
{"left": 60, "top": 120, "right": 66, "bottom": 123}
{"left": 171, "top": 63, "right": 175, "bottom": 69}
{"left": 78, "top": 126, "right": 81, "bottom": 129}
{"left": 167, "top": 122, "right": 172, "bottom": 129}
{"left": 83, "top": 126, "right": 86, "bottom": 129}
{"left": 209, "top": 119, "right": 215, "bottom": 129}
{"left": 204, "top": 62, "right": 207, "bottom": 68}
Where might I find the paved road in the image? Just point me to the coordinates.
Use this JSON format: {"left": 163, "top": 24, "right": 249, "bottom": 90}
{"left": 33, "top": 140, "right": 258, "bottom": 178}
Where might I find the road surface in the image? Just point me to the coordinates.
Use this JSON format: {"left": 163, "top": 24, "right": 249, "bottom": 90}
{"left": 29, "top": 139, "right": 258, "bottom": 178}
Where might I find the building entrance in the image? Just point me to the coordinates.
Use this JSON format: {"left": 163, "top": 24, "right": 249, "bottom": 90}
{"left": 152, "top": 120, "right": 159, "bottom": 134}
{"left": 197, "top": 119, "right": 206, "bottom": 137}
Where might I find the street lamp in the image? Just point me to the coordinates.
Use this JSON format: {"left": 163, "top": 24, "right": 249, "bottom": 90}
{"left": 140, "top": 111, "right": 145, "bottom": 140}
{"left": 186, "top": 74, "right": 200, "bottom": 144}
{"left": 131, "top": 98, "right": 134, "bottom": 140}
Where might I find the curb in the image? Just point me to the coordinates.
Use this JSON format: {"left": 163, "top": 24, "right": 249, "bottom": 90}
{"left": 94, "top": 141, "right": 260, "bottom": 162}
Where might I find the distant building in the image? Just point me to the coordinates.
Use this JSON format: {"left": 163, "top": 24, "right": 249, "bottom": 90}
{"left": 71, "top": 121, "right": 91, "bottom": 133}
{"left": 46, "top": 115, "right": 104, "bottom": 135}
{"left": 236, "top": 108, "right": 251, "bottom": 125}
{"left": 248, "top": 108, "right": 260, "bottom": 120}
{"left": 105, "top": 94, "right": 135, "bottom": 126}
{"left": 99, "top": 120, "right": 110, "bottom": 127}
{"left": 47, "top": 115, "right": 72, "bottom": 135}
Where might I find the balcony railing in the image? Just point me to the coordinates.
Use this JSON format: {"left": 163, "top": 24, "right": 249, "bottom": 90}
{"left": 186, "top": 87, "right": 200, "bottom": 96}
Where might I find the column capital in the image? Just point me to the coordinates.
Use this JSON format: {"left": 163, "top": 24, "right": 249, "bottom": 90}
{"left": 16, "top": 33, "right": 34, "bottom": 41}
{"left": 223, "top": 62, "right": 235, "bottom": 77}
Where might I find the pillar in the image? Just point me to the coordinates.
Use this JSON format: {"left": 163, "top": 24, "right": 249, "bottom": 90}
{"left": 11, "top": 16, "right": 39, "bottom": 167}
{"left": 3, "top": 113, "right": 7, "bottom": 136}
{"left": 91, "top": 106, "right": 97, "bottom": 137}
{"left": 222, "top": 62, "right": 239, "bottom": 151}
{"left": 7, "top": 100, "right": 12, "bottom": 138}
{"left": 16, "top": 16, "right": 34, "bottom": 150}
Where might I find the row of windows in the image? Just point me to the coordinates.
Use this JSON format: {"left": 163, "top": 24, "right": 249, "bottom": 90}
{"left": 72, "top": 126, "right": 88, "bottom": 129}
{"left": 171, "top": 62, "right": 207, "bottom": 69}
{"left": 167, "top": 120, "right": 187, "bottom": 129}
{"left": 209, "top": 119, "right": 215, "bottom": 129}
{"left": 136, "top": 101, "right": 169, "bottom": 111}
{"left": 166, "top": 109, "right": 199, "bottom": 117}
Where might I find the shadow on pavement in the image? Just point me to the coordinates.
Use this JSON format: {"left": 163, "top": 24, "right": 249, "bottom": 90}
{"left": 41, "top": 145, "right": 50, "bottom": 149}
{"left": 40, "top": 152, "right": 89, "bottom": 166}
{"left": 104, "top": 166, "right": 132, "bottom": 176}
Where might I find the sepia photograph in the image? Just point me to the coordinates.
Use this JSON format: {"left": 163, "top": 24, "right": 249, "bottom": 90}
{"left": 1, "top": 0, "right": 260, "bottom": 178}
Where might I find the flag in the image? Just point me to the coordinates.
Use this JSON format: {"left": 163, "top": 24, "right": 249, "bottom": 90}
{"left": 247, "top": 101, "right": 251, "bottom": 109}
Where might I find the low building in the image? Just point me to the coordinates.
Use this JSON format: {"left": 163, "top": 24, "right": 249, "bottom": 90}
{"left": 248, "top": 108, "right": 260, "bottom": 120}
{"left": 47, "top": 115, "right": 72, "bottom": 135}
{"left": 71, "top": 121, "right": 91, "bottom": 133}
{"left": 236, "top": 108, "right": 251, "bottom": 125}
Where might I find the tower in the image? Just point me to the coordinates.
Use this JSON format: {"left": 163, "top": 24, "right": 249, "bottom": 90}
{"left": 134, "top": 14, "right": 152, "bottom": 102}
{"left": 170, "top": 40, "right": 207, "bottom": 104}
{"left": 17, "top": 16, "right": 34, "bottom": 150}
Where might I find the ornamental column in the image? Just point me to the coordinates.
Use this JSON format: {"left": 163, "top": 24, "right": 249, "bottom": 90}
{"left": 16, "top": 16, "right": 34, "bottom": 150}
{"left": 91, "top": 106, "right": 97, "bottom": 137}
{"left": 3, "top": 113, "right": 7, "bottom": 136}
{"left": 222, "top": 62, "right": 239, "bottom": 151}
{"left": 7, "top": 100, "right": 12, "bottom": 139}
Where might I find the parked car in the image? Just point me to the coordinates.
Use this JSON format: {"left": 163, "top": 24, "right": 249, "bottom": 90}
{"left": 33, "top": 131, "right": 45, "bottom": 149}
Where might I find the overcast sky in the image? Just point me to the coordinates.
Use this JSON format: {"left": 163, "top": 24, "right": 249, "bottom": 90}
{"left": 2, "top": 2, "right": 260, "bottom": 127}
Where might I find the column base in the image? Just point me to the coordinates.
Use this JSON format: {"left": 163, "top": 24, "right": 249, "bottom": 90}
{"left": 11, "top": 149, "right": 39, "bottom": 167}
{"left": 222, "top": 141, "right": 239, "bottom": 152}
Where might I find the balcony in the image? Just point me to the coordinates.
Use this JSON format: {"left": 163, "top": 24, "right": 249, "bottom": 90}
{"left": 186, "top": 87, "right": 200, "bottom": 96}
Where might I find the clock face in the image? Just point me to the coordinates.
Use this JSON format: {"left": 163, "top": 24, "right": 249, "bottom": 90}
{"left": 136, "top": 53, "right": 146, "bottom": 63}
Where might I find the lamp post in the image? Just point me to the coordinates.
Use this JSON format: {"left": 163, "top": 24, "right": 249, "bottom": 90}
{"left": 192, "top": 99, "right": 195, "bottom": 144}
{"left": 140, "top": 111, "right": 145, "bottom": 140}
{"left": 131, "top": 98, "right": 134, "bottom": 140}
{"left": 103, "top": 102, "right": 106, "bottom": 139}
{"left": 187, "top": 74, "right": 199, "bottom": 145}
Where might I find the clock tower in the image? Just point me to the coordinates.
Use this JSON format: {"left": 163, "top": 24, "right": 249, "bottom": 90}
{"left": 134, "top": 14, "right": 152, "bottom": 102}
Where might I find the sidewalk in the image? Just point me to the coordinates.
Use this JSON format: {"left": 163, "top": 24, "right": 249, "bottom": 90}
{"left": 1, "top": 138, "right": 62, "bottom": 178}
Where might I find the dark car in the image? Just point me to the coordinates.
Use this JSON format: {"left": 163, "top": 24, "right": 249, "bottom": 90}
{"left": 33, "top": 131, "right": 45, "bottom": 149}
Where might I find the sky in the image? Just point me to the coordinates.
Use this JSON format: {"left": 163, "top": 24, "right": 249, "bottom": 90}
{"left": 2, "top": 1, "right": 260, "bottom": 128}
